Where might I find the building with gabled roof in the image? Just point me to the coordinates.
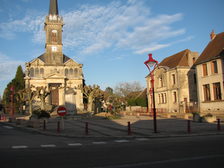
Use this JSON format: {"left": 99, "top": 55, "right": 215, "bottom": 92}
{"left": 25, "top": 0, "right": 84, "bottom": 113}
{"left": 146, "top": 49, "right": 199, "bottom": 114}
{"left": 195, "top": 31, "right": 224, "bottom": 116}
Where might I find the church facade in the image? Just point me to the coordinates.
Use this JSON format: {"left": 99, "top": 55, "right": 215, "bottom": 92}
{"left": 24, "top": 0, "right": 84, "bottom": 113}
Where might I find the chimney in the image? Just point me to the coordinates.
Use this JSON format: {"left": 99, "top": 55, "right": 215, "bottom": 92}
{"left": 210, "top": 30, "right": 216, "bottom": 40}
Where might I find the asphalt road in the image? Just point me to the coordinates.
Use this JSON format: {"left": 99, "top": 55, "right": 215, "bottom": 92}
{"left": 1, "top": 122, "right": 224, "bottom": 168}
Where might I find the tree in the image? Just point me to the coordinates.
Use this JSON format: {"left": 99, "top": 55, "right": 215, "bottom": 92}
{"left": 105, "top": 87, "right": 113, "bottom": 94}
{"left": 36, "top": 86, "right": 50, "bottom": 110}
{"left": 13, "top": 65, "right": 25, "bottom": 91}
{"left": 16, "top": 89, "right": 26, "bottom": 113}
{"left": 114, "top": 81, "right": 143, "bottom": 100}
{"left": 2, "top": 65, "right": 25, "bottom": 113}
{"left": 24, "top": 86, "right": 37, "bottom": 116}
{"left": 78, "top": 85, "right": 104, "bottom": 112}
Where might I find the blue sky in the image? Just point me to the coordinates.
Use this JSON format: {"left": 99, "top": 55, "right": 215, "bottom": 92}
{"left": 0, "top": 0, "right": 224, "bottom": 96}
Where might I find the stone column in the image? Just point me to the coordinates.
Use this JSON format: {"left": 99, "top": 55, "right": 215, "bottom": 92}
{"left": 59, "top": 83, "right": 65, "bottom": 106}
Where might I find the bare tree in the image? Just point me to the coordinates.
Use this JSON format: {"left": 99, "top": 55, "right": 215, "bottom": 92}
{"left": 24, "top": 85, "right": 37, "bottom": 116}
{"left": 78, "top": 85, "right": 103, "bottom": 112}
{"left": 36, "top": 86, "right": 50, "bottom": 110}
{"left": 114, "top": 81, "right": 143, "bottom": 98}
{"left": 16, "top": 89, "right": 26, "bottom": 113}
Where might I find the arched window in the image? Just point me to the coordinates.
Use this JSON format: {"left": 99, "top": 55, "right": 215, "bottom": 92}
{"left": 65, "top": 69, "right": 68, "bottom": 76}
{"left": 30, "top": 68, "right": 34, "bottom": 77}
{"left": 69, "top": 68, "right": 73, "bottom": 76}
{"left": 35, "top": 68, "right": 39, "bottom": 76}
{"left": 52, "top": 30, "right": 57, "bottom": 42}
{"left": 74, "top": 68, "right": 78, "bottom": 77}
{"left": 40, "top": 68, "right": 44, "bottom": 76}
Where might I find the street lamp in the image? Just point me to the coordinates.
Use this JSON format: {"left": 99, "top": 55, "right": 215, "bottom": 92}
{"left": 144, "top": 53, "right": 158, "bottom": 133}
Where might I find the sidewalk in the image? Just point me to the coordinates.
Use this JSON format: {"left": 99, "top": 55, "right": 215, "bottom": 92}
{"left": 1, "top": 114, "right": 224, "bottom": 138}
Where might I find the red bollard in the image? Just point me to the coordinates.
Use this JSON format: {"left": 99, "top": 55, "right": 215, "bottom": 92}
{"left": 217, "top": 119, "right": 221, "bottom": 131}
{"left": 128, "top": 121, "right": 132, "bottom": 135}
{"left": 57, "top": 120, "right": 60, "bottom": 133}
{"left": 187, "top": 120, "right": 191, "bottom": 133}
{"left": 43, "top": 120, "right": 46, "bottom": 131}
{"left": 85, "top": 122, "right": 89, "bottom": 135}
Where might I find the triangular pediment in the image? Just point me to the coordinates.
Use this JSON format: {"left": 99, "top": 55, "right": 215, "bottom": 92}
{"left": 64, "top": 59, "right": 80, "bottom": 66}
{"left": 29, "top": 58, "right": 45, "bottom": 66}
{"left": 46, "top": 73, "right": 65, "bottom": 79}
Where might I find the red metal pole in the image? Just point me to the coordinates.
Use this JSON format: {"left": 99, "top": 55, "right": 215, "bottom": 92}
{"left": 217, "top": 119, "right": 221, "bottom": 131}
{"left": 151, "top": 74, "right": 157, "bottom": 133}
{"left": 187, "top": 120, "right": 191, "bottom": 133}
{"left": 128, "top": 121, "right": 132, "bottom": 135}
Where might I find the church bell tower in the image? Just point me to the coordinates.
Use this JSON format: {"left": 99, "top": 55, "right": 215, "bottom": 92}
{"left": 44, "top": 0, "right": 64, "bottom": 65}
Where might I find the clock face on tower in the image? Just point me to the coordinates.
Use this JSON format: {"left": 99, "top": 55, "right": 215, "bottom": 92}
{"left": 52, "top": 46, "right": 57, "bottom": 52}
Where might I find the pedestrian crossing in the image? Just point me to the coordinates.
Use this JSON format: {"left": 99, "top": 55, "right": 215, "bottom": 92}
{"left": 10, "top": 138, "right": 150, "bottom": 149}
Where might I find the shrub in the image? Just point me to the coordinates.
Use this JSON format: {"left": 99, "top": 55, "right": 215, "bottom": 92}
{"left": 39, "top": 110, "right": 50, "bottom": 119}
{"left": 204, "top": 113, "right": 213, "bottom": 117}
{"left": 32, "top": 110, "right": 50, "bottom": 119}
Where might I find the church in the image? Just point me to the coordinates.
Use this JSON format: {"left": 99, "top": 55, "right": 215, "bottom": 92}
{"left": 24, "top": 0, "right": 84, "bottom": 113}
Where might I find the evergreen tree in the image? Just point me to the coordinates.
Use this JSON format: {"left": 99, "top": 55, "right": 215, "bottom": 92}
{"left": 2, "top": 65, "right": 25, "bottom": 113}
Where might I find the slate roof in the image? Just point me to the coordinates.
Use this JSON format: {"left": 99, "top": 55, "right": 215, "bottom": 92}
{"left": 195, "top": 32, "right": 224, "bottom": 65}
{"left": 49, "top": 0, "right": 58, "bottom": 15}
{"left": 158, "top": 49, "right": 191, "bottom": 68}
{"left": 38, "top": 53, "right": 71, "bottom": 63}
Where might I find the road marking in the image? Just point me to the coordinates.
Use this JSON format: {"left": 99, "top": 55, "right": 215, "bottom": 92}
{"left": 40, "top": 144, "right": 56, "bottom": 148}
{"left": 92, "top": 142, "right": 107, "bottom": 145}
{"left": 12, "top": 146, "right": 28, "bottom": 149}
{"left": 92, "top": 155, "right": 224, "bottom": 168}
{"left": 136, "top": 138, "right": 150, "bottom": 141}
{"left": 114, "top": 140, "right": 129, "bottom": 143}
{"left": 3, "top": 126, "right": 13, "bottom": 129}
{"left": 68, "top": 143, "right": 82, "bottom": 146}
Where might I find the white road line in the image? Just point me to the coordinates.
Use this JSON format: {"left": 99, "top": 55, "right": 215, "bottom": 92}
{"left": 136, "top": 138, "right": 150, "bottom": 141}
{"left": 114, "top": 140, "right": 129, "bottom": 143}
{"left": 40, "top": 144, "right": 56, "bottom": 148}
{"left": 3, "top": 126, "right": 13, "bottom": 129}
{"left": 12, "top": 146, "right": 28, "bottom": 149}
{"left": 92, "top": 155, "right": 224, "bottom": 168}
{"left": 68, "top": 143, "right": 82, "bottom": 146}
{"left": 92, "top": 142, "right": 107, "bottom": 145}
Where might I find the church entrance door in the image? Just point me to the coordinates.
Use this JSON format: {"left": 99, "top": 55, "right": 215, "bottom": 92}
{"left": 49, "top": 83, "right": 61, "bottom": 106}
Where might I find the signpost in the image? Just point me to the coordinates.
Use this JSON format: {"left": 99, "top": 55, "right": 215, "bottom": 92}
{"left": 57, "top": 106, "right": 67, "bottom": 130}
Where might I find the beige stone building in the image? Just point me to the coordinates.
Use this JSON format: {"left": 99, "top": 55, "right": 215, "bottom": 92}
{"left": 25, "top": 0, "right": 84, "bottom": 113}
{"left": 146, "top": 49, "right": 199, "bottom": 114}
{"left": 195, "top": 31, "right": 224, "bottom": 115}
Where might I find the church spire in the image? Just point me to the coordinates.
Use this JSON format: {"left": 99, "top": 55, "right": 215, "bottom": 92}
{"left": 49, "top": 0, "right": 58, "bottom": 15}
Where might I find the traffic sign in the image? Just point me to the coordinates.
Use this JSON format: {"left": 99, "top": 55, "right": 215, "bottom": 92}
{"left": 57, "top": 106, "right": 67, "bottom": 116}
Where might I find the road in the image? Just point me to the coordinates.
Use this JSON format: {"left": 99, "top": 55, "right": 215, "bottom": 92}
{"left": 0, "top": 122, "right": 224, "bottom": 168}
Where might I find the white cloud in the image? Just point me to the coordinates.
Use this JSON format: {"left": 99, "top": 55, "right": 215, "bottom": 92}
{"left": 0, "top": 52, "right": 24, "bottom": 81}
{"left": 135, "top": 44, "right": 171, "bottom": 54}
{"left": 0, "top": 1, "right": 188, "bottom": 56}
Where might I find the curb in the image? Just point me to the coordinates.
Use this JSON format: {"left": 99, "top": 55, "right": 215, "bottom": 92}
{"left": 1, "top": 121, "right": 224, "bottom": 139}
